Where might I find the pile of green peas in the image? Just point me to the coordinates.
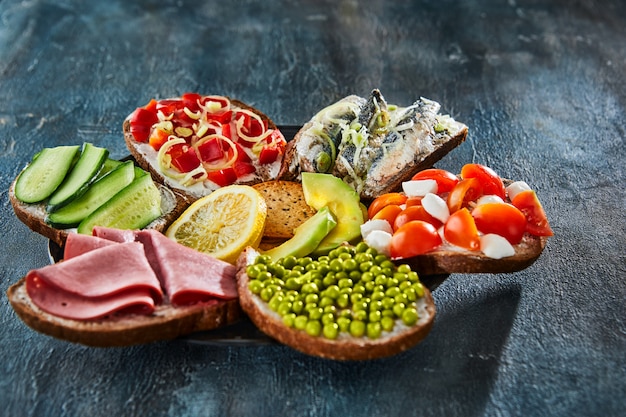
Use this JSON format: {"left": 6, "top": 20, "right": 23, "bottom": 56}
{"left": 246, "top": 241, "right": 425, "bottom": 340}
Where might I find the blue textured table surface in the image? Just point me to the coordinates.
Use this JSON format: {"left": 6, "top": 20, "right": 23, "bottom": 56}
{"left": 1, "top": 1, "right": 624, "bottom": 416}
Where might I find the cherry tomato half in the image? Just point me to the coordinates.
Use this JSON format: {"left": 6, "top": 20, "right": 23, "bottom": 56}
{"left": 393, "top": 205, "right": 442, "bottom": 231}
{"left": 447, "top": 177, "right": 483, "bottom": 213}
{"left": 472, "top": 202, "right": 527, "bottom": 245}
{"left": 372, "top": 204, "right": 403, "bottom": 228}
{"left": 511, "top": 190, "right": 554, "bottom": 237}
{"left": 443, "top": 208, "right": 480, "bottom": 250}
{"left": 461, "top": 163, "right": 506, "bottom": 200}
{"left": 390, "top": 220, "right": 442, "bottom": 259}
{"left": 367, "top": 193, "right": 408, "bottom": 219}
{"left": 411, "top": 168, "right": 459, "bottom": 194}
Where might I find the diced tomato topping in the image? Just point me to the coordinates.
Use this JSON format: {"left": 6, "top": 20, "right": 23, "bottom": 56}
{"left": 197, "top": 138, "right": 225, "bottom": 163}
{"left": 206, "top": 109, "right": 233, "bottom": 124}
{"left": 472, "top": 202, "right": 527, "bottom": 245}
{"left": 148, "top": 128, "right": 170, "bottom": 151}
{"left": 411, "top": 168, "right": 459, "bottom": 194}
{"left": 168, "top": 144, "right": 201, "bottom": 173}
{"left": 511, "top": 190, "right": 554, "bottom": 237}
{"left": 259, "top": 146, "right": 280, "bottom": 164}
{"left": 181, "top": 92, "right": 202, "bottom": 112}
{"left": 129, "top": 107, "right": 159, "bottom": 143}
{"left": 461, "top": 163, "right": 506, "bottom": 200}
{"left": 222, "top": 123, "right": 234, "bottom": 140}
{"left": 234, "top": 143, "right": 252, "bottom": 163}
{"left": 207, "top": 168, "right": 237, "bottom": 187}
{"left": 144, "top": 99, "right": 158, "bottom": 113}
{"left": 372, "top": 204, "right": 403, "bottom": 228}
{"left": 233, "top": 161, "right": 256, "bottom": 178}
{"left": 156, "top": 99, "right": 184, "bottom": 117}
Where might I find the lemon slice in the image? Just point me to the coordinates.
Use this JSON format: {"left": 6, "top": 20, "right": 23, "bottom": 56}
{"left": 166, "top": 185, "right": 267, "bottom": 264}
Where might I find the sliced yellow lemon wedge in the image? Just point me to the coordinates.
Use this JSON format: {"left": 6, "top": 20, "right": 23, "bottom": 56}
{"left": 166, "top": 185, "right": 267, "bottom": 264}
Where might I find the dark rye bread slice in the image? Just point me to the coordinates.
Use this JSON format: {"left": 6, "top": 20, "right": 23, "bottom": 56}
{"left": 400, "top": 235, "right": 549, "bottom": 276}
{"left": 7, "top": 277, "right": 242, "bottom": 347}
{"left": 235, "top": 247, "right": 436, "bottom": 361}
{"left": 8, "top": 176, "right": 188, "bottom": 248}
{"left": 123, "top": 97, "right": 282, "bottom": 204}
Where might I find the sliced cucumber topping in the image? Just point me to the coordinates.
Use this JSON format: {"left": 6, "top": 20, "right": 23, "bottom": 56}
{"left": 14, "top": 146, "right": 80, "bottom": 203}
{"left": 77, "top": 173, "right": 162, "bottom": 235}
{"left": 47, "top": 143, "right": 109, "bottom": 212}
{"left": 46, "top": 161, "right": 136, "bottom": 228}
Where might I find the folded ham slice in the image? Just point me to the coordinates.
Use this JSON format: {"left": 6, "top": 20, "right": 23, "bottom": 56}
{"left": 64, "top": 233, "right": 116, "bottom": 260}
{"left": 26, "top": 242, "right": 163, "bottom": 320}
{"left": 92, "top": 226, "right": 136, "bottom": 243}
{"left": 135, "top": 230, "right": 238, "bottom": 306}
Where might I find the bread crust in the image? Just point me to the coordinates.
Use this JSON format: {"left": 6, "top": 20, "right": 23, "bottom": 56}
{"left": 7, "top": 277, "right": 243, "bottom": 347}
{"left": 123, "top": 97, "right": 281, "bottom": 204}
{"left": 8, "top": 176, "right": 188, "bottom": 248}
{"left": 235, "top": 248, "right": 436, "bottom": 361}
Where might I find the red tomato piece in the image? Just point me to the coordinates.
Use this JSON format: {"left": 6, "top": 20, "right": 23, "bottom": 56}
{"left": 393, "top": 206, "right": 442, "bottom": 231}
{"left": 444, "top": 208, "right": 480, "bottom": 250}
{"left": 234, "top": 143, "right": 252, "bottom": 163}
{"left": 156, "top": 99, "right": 184, "bottom": 117}
{"left": 461, "top": 163, "right": 506, "bottom": 200}
{"left": 170, "top": 146, "right": 201, "bottom": 173}
{"left": 207, "top": 168, "right": 237, "bottom": 187}
{"left": 472, "top": 202, "right": 527, "bottom": 245}
{"left": 447, "top": 178, "right": 483, "bottom": 213}
{"left": 411, "top": 168, "right": 459, "bottom": 194}
{"left": 206, "top": 109, "right": 233, "bottom": 124}
{"left": 197, "top": 138, "right": 225, "bottom": 162}
{"left": 390, "top": 220, "right": 443, "bottom": 259}
{"left": 511, "top": 190, "right": 554, "bottom": 237}
{"left": 233, "top": 161, "right": 256, "bottom": 178}
{"left": 181, "top": 92, "right": 202, "bottom": 112}
{"left": 404, "top": 196, "right": 423, "bottom": 207}
{"left": 367, "top": 193, "right": 408, "bottom": 219}
{"left": 129, "top": 107, "right": 159, "bottom": 143}
{"left": 372, "top": 205, "right": 403, "bottom": 227}
{"left": 148, "top": 128, "right": 170, "bottom": 151}
{"left": 259, "top": 146, "right": 280, "bottom": 164}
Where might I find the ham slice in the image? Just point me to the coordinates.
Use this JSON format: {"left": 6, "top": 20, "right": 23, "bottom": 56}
{"left": 26, "top": 242, "right": 163, "bottom": 320}
{"left": 135, "top": 230, "right": 238, "bottom": 306}
{"left": 92, "top": 226, "right": 136, "bottom": 243}
{"left": 64, "top": 233, "right": 117, "bottom": 260}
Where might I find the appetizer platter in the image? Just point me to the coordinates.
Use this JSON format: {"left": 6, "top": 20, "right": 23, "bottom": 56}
{"left": 7, "top": 90, "right": 553, "bottom": 360}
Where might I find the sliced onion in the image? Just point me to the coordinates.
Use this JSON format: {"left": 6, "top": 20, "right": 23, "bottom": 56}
{"left": 402, "top": 179, "right": 438, "bottom": 197}
{"left": 360, "top": 219, "right": 393, "bottom": 240}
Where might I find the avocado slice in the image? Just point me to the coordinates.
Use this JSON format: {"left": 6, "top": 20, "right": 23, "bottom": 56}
{"left": 301, "top": 173, "right": 365, "bottom": 255}
{"left": 263, "top": 205, "right": 337, "bottom": 261}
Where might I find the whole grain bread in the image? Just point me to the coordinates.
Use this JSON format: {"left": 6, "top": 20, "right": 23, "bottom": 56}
{"left": 6, "top": 277, "right": 242, "bottom": 347}
{"left": 235, "top": 247, "right": 436, "bottom": 361}
{"left": 8, "top": 176, "right": 188, "bottom": 248}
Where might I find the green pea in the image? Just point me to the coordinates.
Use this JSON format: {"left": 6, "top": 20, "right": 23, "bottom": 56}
{"left": 352, "top": 309, "right": 367, "bottom": 322}
{"left": 382, "top": 309, "right": 395, "bottom": 318}
{"left": 353, "top": 299, "right": 368, "bottom": 311}
{"left": 375, "top": 275, "right": 388, "bottom": 286}
{"left": 292, "top": 300, "right": 304, "bottom": 314}
{"left": 278, "top": 301, "right": 293, "bottom": 316}
{"left": 269, "top": 295, "right": 284, "bottom": 311}
{"left": 386, "top": 287, "right": 401, "bottom": 298}
{"left": 260, "top": 287, "right": 274, "bottom": 301}
{"left": 369, "top": 300, "right": 383, "bottom": 312}
{"left": 355, "top": 241, "right": 369, "bottom": 253}
{"left": 394, "top": 293, "right": 409, "bottom": 304}
{"left": 369, "top": 310, "right": 382, "bottom": 323}
{"left": 371, "top": 291, "right": 385, "bottom": 301}
{"left": 381, "top": 316, "right": 395, "bottom": 332}
{"left": 367, "top": 322, "right": 382, "bottom": 339}
{"left": 323, "top": 322, "right": 339, "bottom": 339}
{"left": 374, "top": 254, "right": 387, "bottom": 265}
{"left": 248, "top": 280, "right": 263, "bottom": 294}
{"left": 404, "top": 287, "right": 417, "bottom": 302}
{"left": 364, "top": 281, "right": 376, "bottom": 292}
{"left": 283, "top": 313, "right": 296, "bottom": 328}
{"left": 349, "top": 320, "right": 366, "bottom": 337}
{"left": 337, "top": 316, "right": 351, "bottom": 332}
{"left": 380, "top": 259, "right": 395, "bottom": 269}
{"left": 408, "top": 271, "right": 420, "bottom": 283}
{"left": 322, "top": 274, "right": 337, "bottom": 287}
{"left": 338, "top": 278, "right": 353, "bottom": 289}
{"left": 382, "top": 297, "right": 395, "bottom": 310}
{"left": 246, "top": 265, "right": 261, "bottom": 279}
{"left": 309, "top": 307, "right": 324, "bottom": 320}
{"left": 349, "top": 270, "right": 362, "bottom": 281}
{"left": 338, "top": 252, "right": 352, "bottom": 261}
{"left": 287, "top": 270, "right": 302, "bottom": 278}
{"left": 399, "top": 281, "right": 411, "bottom": 291}
{"left": 397, "top": 264, "right": 412, "bottom": 274}
{"left": 343, "top": 258, "right": 358, "bottom": 271}
{"left": 369, "top": 265, "right": 383, "bottom": 276}
{"left": 305, "top": 293, "right": 319, "bottom": 304}
{"left": 386, "top": 277, "right": 399, "bottom": 288}
{"left": 337, "top": 293, "right": 349, "bottom": 308}
{"left": 319, "top": 296, "right": 334, "bottom": 308}
{"left": 256, "top": 254, "right": 272, "bottom": 265}
{"left": 361, "top": 271, "right": 374, "bottom": 283}
{"left": 280, "top": 256, "right": 297, "bottom": 269}
{"left": 305, "top": 320, "right": 322, "bottom": 337}
{"left": 365, "top": 247, "right": 378, "bottom": 257}
{"left": 298, "top": 256, "right": 313, "bottom": 267}
{"left": 272, "top": 264, "right": 287, "bottom": 278}
{"left": 323, "top": 305, "right": 336, "bottom": 315}
{"left": 329, "top": 259, "right": 343, "bottom": 272}
{"left": 294, "top": 315, "right": 308, "bottom": 330}
{"left": 302, "top": 282, "right": 319, "bottom": 294}
{"left": 393, "top": 302, "right": 406, "bottom": 318}
{"left": 321, "top": 312, "right": 335, "bottom": 325}
{"left": 413, "top": 282, "right": 425, "bottom": 297}
{"left": 285, "top": 277, "right": 302, "bottom": 290}
{"left": 318, "top": 255, "right": 330, "bottom": 263}
{"left": 402, "top": 307, "right": 419, "bottom": 326}
{"left": 325, "top": 285, "right": 340, "bottom": 300}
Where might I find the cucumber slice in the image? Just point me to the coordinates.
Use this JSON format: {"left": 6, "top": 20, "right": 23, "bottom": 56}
{"left": 14, "top": 145, "right": 80, "bottom": 203}
{"left": 47, "top": 143, "right": 109, "bottom": 212}
{"left": 96, "top": 158, "right": 124, "bottom": 180}
{"left": 77, "top": 174, "right": 162, "bottom": 235}
{"left": 46, "top": 161, "right": 136, "bottom": 228}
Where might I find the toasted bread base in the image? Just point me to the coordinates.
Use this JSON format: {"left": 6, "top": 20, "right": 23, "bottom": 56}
{"left": 8, "top": 177, "right": 188, "bottom": 248}
{"left": 400, "top": 235, "right": 549, "bottom": 276}
{"left": 7, "top": 277, "right": 243, "bottom": 347}
{"left": 235, "top": 248, "right": 436, "bottom": 361}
